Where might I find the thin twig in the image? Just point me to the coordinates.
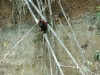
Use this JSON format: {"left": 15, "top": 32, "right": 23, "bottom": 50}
{"left": 61, "top": 64, "right": 100, "bottom": 75}
{"left": 44, "top": 34, "right": 64, "bottom": 75}
{"left": 0, "top": 28, "right": 2, "bottom": 38}
{"left": 48, "top": 0, "right": 53, "bottom": 23}
{"left": 58, "top": 18, "right": 82, "bottom": 65}
{"left": 48, "top": 46, "right": 53, "bottom": 75}
{"left": 48, "top": 0, "right": 53, "bottom": 75}
{"left": 56, "top": 65, "right": 58, "bottom": 75}
{"left": 42, "top": 1, "right": 55, "bottom": 13}
{"left": 48, "top": 2, "right": 54, "bottom": 75}
{"left": 37, "top": 60, "right": 39, "bottom": 75}
{"left": 58, "top": 0, "right": 86, "bottom": 62}
{"left": 0, "top": 24, "right": 36, "bottom": 63}
{"left": 25, "top": 0, "right": 38, "bottom": 23}
{"left": 28, "top": 0, "right": 45, "bottom": 20}
{"left": 60, "top": 65, "right": 82, "bottom": 69}
{"left": 36, "top": 0, "right": 41, "bottom": 11}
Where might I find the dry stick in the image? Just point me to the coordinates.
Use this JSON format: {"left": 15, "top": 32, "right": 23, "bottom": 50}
{"left": 56, "top": 64, "right": 59, "bottom": 75}
{"left": 27, "top": 0, "right": 85, "bottom": 75}
{"left": 44, "top": 34, "right": 64, "bottom": 75}
{"left": 63, "top": 0, "right": 73, "bottom": 12}
{"left": 0, "top": 28, "right": 2, "bottom": 38}
{"left": 61, "top": 64, "right": 99, "bottom": 75}
{"left": 36, "top": 0, "right": 42, "bottom": 11}
{"left": 60, "top": 65, "right": 82, "bottom": 69}
{"left": 28, "top": 0, "right": 45, "bottom": 20}
{"left": 0, "top": 24, "right": 36, "bottom": 63}
{"left": 42, "top": 0, "right": 55, "bottom": 13}
{"left": 90, "top": 17, "right": 99, "bottom": 39}
{"left": 48, "top": 46, "right": 53, "bottom": 75}
{"left": 48, "top": 1, "right": 53, "bottom": 75}
{"left": 58, "top": 0, "right": 86, "bottom": 62}
{"left": 48, "top": 0, "right": 54, "bottom": 48}
{"left": 40, "top": 0, "right": 45, "bottom": 19}
{"left": 37, "top": 60, "right": 39, "bottom": 75}
{"left": 26, "top": 1, "right": 38, "bottom": 23}
{"left": 48, "top": 0, "right": 53, "bottom": 22}
{"left": 58, "top": 18, "right": 82, "bottom": 65}
{"left": 47, "top": 0, "right": 53, "bottom": 35}
{"left": 43, "top": 0, "right": 47, "bottom": 20}
{"left": 61, "top": 64, "right": 98, "bottom": 75}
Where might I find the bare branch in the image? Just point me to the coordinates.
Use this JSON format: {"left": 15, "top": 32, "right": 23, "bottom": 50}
{"left": 0, "top": 24, "right": 36, "bottom": 63}
{"left": 58, "top": 0, "right": 86, "bottom": 62}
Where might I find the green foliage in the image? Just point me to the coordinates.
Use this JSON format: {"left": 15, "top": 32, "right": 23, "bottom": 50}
{"left": 97, "top": 12, "right": 100, "bottom": 19}
{"left": 96, "top": 6, "right": 100, "bottom": 19}
{"left": 83, "top": 66, "right": 89, "bottom": 73}
{"left": 94, "top": 50, "right": 100, "bottom": 61}
{"left": 96, "top": 6, "right": 100, "bottom": 11}
{"left": 33, "top": 33, "right": 42, "bottom": 42}
{"left": 85, "top": 60, "right": 93, "bottom": 67}
{"left": 3, "top": 42, "right": 7, "bottom": 47}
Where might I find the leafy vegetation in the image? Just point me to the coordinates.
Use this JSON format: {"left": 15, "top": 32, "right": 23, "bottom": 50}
{"left": 94, "top": 50, "right": 100, "bottom": 61}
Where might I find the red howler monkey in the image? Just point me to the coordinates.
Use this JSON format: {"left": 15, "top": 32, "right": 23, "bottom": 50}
{"left": 38, "top": 20, "right": 48, "bottom": 34}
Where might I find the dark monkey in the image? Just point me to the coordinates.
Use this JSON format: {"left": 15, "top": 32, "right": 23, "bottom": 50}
{"left": 38, "top": 20, "right": 48, "bottom": 34}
